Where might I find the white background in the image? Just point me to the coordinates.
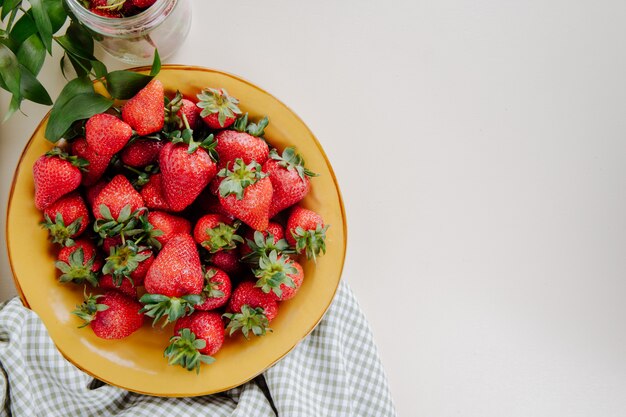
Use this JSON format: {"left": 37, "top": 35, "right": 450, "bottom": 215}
{"left": 2, "top": 1, "right": 626, "bottom": 416}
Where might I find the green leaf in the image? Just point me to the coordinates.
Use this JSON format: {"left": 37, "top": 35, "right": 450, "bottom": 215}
{"left": 9, "top": 12, "right": 36, "bottom": 44}
{"left": 91, "top": 59, "right": 107, "bottom": 79}
{"left": 3, "top": 95, "right": 20, "bottom": 122}
{"left": 17, "top": 33, "right": 45, "bottom": 75}
{"left": 18, "top": 64, "right": 52, "bottom": 105}
{"left": 45, "top": 92, "right": 113, "bottom": 142}
{"left": 150, "top": 49, "right": 160, "bottom": 76}
{"left": 0, "top": 42, "right": 21, "bottom": 100}
{"left": 1, "top": 0, "right": 21, "bottom": 20}
{"left": 29, "top": 0, "right": 53, "bottom": 53}
{"left": 105, "top": 71, "right": 153, "bottom": 99}
{"left": 44, "top": 0, "right": 67, "bottom": 33}
{"left": 65, "top": 20, "right": 94, "bottom": 57}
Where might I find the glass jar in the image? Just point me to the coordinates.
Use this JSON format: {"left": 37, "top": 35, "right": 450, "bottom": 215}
{"left": 64, "top": 0, "right": 192, "bottom": 65}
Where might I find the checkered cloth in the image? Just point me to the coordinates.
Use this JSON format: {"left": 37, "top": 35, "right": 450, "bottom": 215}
{"left": 0, "top": 281, "right": 395, "bottom": 416}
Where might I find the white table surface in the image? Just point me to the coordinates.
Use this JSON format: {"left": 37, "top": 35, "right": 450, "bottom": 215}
{"left": 3, "top": 1, "right": 626, "bottom": 415}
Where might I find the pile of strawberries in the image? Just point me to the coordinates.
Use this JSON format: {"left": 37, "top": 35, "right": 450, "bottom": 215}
{"left": 33, "top": 80, "right": 328, "bottom": 373}
{"left": 81, "top": 0, "right": 157, "bottom": 18}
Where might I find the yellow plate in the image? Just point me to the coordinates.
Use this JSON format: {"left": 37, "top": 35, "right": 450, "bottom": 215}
{"left": 6, "top": 65, "right": 346, "bottom": 396}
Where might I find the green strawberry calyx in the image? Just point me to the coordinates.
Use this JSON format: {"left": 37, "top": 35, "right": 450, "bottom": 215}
{"left": 217, "top": 159, "right": 267, "bottom": 200}
{"left": 253, "top": 250, "right": 296, "bottom": 298}
{"left": 223, "top": 305, "right": 272, "bottom": 339}
{"left": 168, "top": 112, "right": 217, "bottom": 158}
{"left": 200, "top": 220, "right": 244, "bottom": 253}
{"left": 164, "top": 91, "right": 184, "bottom": 131}
{"left": 55, "top": 246, "right": 99, "bottom": 287}
{"left": 45, "top": 147, "right": 89, "bottom": 172}
{"left": 201, "top": 268, "right": 225, "bottom": 299}
{"left": 164, "top": 328, "right": 215, "bottom": 374}
{"left": 139, "top": 293, "right": 202, "bottom": 328}
{"left": 71, "top": 289, "right": 109, "bottom": 328}
{"left": 291, "top": 224, "right": 330, "bottom": 263}
{"left": 241, "top": 230, "right": 294, "bottom": 264}
{"left": 196, "top": 88, "right": 241, "bottom": 127}
{"left": 102, "top": 240, "right": 151, "bottom": 286}
{"left": 93, "top": 204, "right": 146, "bottom": 239}
{"left": 233, "top": 113, "right": 269, "bottom": 138}
{"left": 269, "top": 147, "right": 318, "bottom": 181}
{"left": 41, "top": 212, "right": 83, "bottom": 247}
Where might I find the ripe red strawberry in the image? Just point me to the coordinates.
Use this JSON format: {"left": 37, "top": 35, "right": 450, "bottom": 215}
{"left": 131, "top": 0, "right": 156, "bottom": 8}
{"left": 99, "top": 274, "right": 137, "bottom": 298}
{"left": 71, "top": 138, "right": 111, "bottom": 186}
{"left": 72, "top": 290, "right": 144, "bottom": 339}
{"left": 217, "top": 159, "right": 273, "bottom": 231}
{"left": 122, "top": 79, "right": 165, "bottom": 136}
{"left": 120, "top": 139, "right": 164, "bottom": 168}
{"left": 102, "top": 241, "right": 153, "bottom": 286}
{"left": 56, "top": 239, "right": 101, "bottom": 286}
{"left": 159, "top": 142, "right": 217, "bottom": 212}
{"left": 253, "top": 250, "right": 301, "bottom": 300}
{"left": 193, "top": 214, "right": 242, "bottom": 253}
{"left": 141, "top": 234, "right": 204, "bottom": 325}
{"left": 93, "top": 174, "right": 144, "bottom": 220}
{"left": 85, "top": 179, "right": 107, "bottom": 208}
{"left": 85, "top": 114, "right": 132, "bottom": 156}
{"left": 42, "top": 192, "right": 89, "bottom": 246}
{"left": 102, "top": 235, "right": 122, "bottom": 254}
{"left": 255, "top": 253, "right": 303, "bottom": 301}
{"left": 209, "top": 249, "right": 241, "bottom": 275}
{"left": 121, "top": 0, "right": 140, "bottom": 15}
{"left": 286, "top": 206, "right": 329, "bottom": 261}
{"left": 214, "top": 130, "right": 269, "bottom": 170}
{"left": 224, "top": 281, "right": 278, "bottom": 338}
{"left": 241, "top": 222, "right": 285, "bottom": 257}
{"left": 147, "top": 211, "right": 191, "bottom": 245}
{"left": 196, "top": 190, "right": 237, "bottom": 221}
{"left": 263, "top": 147, "right": 316, "bottom": 218}
{"left": 196, "top": 267, "right": 231, "bottom": 311}
{"left": 33, "top": 149, "right": 84, "bottom": 210}
{"left": 196, "top": 88, "right": 241, "bottom": 129}
{"left": 165, "top": 311, "right": 224, "bottom": 373}
{"left": 140, "top": 174, "right": 171, "bottom": 211}
{"left": 177, "top": 98, "right": 201, "bottom": 130}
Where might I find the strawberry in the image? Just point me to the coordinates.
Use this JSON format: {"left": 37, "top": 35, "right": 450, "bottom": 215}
{"left": 208, "top": 249, "right": 241, "bottom": 275}
{"left": 102, "top": 240, "right": 153, "bottom": 286}
{"left": 214, "top": 129, "right": 269, "bottom": 170}
{"left": 42, "top": 192, "right": 89, "bottom": 246}
{"left": 254, "top": 252, "right": 303, "bottom": 301}
{"left": 55, "top": 239, "right": 101, "bottom": 286}
{"left": 120, "top": 139, "right": 164, "bottom": 168}
{"left": 85, "top": 114, "right": 132, "bottom": 156}
{"left": 263, "top": 147, "right": 317, "bottom": 218}
{"left": 224, "top": 281, "right": 278, "bottom": 338}
{"left": 85, "top": 180, "right": 107, "bottom": 208}
{"left": 33, "top": 149, "right": 85, "bottom": 210}
{"left": 71, "top": 137, "right": 111, "bottom": 186}
{"left": 193, "top": 214, "right": 242, "bottom": 253}
{"left": 92, "top": 174, "right": 144, "bottom": 220}
{"left": 159, "top": 141, "right": 217, "bottom": 212}
{"left": 195, "top": 189, "right": 236, "bottom": 221}
{"left": 141, "top": 234, "right": 204, "bottom": 325}
{"left": 72, "top": 290, "right": 144, "bottom": 339}
{"left": 140, "top": 174, "right": 170, "bottom": 211}
{"left": 196, "top": 267, "right": 231, "bottom": 311}
{"left": 196, "top": 88, "right": 241, "bottom": 129}
{"left": 147, "top": 211, "right": 191, "bottom": 245}
{"left": 217, "top": 159, "right": 273, "bottom": 231}
{"left": 131, "top": 0, "right": 156, "bottom": 8}
{"left": 99, "top": 274, "right": 137, "bottom": 298}
{"left": 240, "top": 222, "right": 286, "bottom": 258}
{"left": 177, "top": 98, "right": 201, "bottom": 130}
{"left": 253, "top": 250, "right": 298, "bottom": 299}
{"left": 120, "top": 0, "right": 140, "bottom": 15}
{"left": 286, "top": 206, "right": 329, "bottom": 261}
{"left": 165, "top": 312, "right": 224, "bottom": 373}
{"left": 102, "top": 235, "right": 122, "bottom": 254}
{"left": 122, "top": 79, "right": 165, "bottom": 136}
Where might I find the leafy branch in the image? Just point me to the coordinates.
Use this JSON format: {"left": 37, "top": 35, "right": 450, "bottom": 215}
{"left": 0, "top": 0, "right": 161, "bottom": 142}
